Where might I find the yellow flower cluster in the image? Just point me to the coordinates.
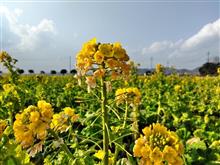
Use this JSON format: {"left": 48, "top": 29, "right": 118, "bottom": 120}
{"left": 50, "top": 107, "right": 79, "bottom": 132}
{"left": 94, "top": 150, "right": 114, "bottom": 164}
{"left": 0, "top": 120, "right": 7, "bottom": 138}
{"left": 155, "top": 64, "right": 164, "bottom": 74}
{"left": 133, "top": 123, "right": 184, "bottom": 165}
{"left": 0, "top": 51, "right": 12, "bottom": 62}
{"left": 217, "top": 67, "right": 220, "bottom": 75}
{"left": 76, "top": 38, "right": 130, "bottom": 81}
{"left": 174, "top": 85, "right": 181, "bottom": 92}
{"left": 13, "top": 100, "right": 53, "bottom": 148}
{"left": 2, "top": 84, "right": 19, "bottom": 97}
{"left": 115, "top": 87, "right": 141, "bottom": 105}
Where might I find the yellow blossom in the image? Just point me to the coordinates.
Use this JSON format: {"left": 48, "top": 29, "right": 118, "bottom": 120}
{"left": 163, "top": 146, "right": 178, "bottom": 163}
{"left": 105, "top": 59, "right": 118, "bottom": 69}
{"left": 94, "top": 150, "right": 105, "bottom": 160}
{"left": 0, "top": 51, "right": 12, "bottom": 62}
{"left": 76, "top": 38, "right": 131, "bottom": 85}
{"left": 29, "top": 111, "right": 40, "bottom": 123}
{"left": 50, "top": 107, "right": 79, "bottom": 133}
{"left": 115, "top": 87, "right": 141, "bottom": 105}
{"left": 174, "top": 85, "right": 181, "bottom": 92}
{"left": 13, "top": 100, "right": 53, "bottom": 148}
{"left": 155, "top": 64, "right": 164, "bottom": 73}
{"left": 93, "top": 69, "right": 105, "bottom": 78}
{"left": 98, "top": 43, "right": 113, "bottom": 57}
{"left": 133, "top": 123, "right": 184, "bottom": 164}
{"left": 94, "top": 51, "right": 104, "bottom": 64}
{"left": 150, "top": 147, "right": 163, "bottom": 163}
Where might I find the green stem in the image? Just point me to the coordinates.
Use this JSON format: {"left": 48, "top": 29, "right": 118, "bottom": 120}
{"left": 48, "top": 129, "right": 74, "bottom": 160}
{"left": 112, "top": 146, "right": 119, "bottom": 165}
{"left": 132, "top": 105, "right": 139, "bottom": 140}
{"left": 113, "top": 102, "right": 129, "bottom": 165}
{"left": 122, "top": 101, "right": 128, "bottom": 128}
{"left": 101, "top": 77, "right": 109, "bottom": 165}
{"left": 8, "top": 110, "right": 13, "bottom": 126}
{"left": 157, "top": 100, "right": 161, "bottom": 123}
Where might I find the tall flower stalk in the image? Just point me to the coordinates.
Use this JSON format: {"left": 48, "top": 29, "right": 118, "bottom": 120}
{"left": 76, "top": 38, "right": 131, "bottom": 164}
{"left": 101, "top": 77, "right": 109, "bottom": 164}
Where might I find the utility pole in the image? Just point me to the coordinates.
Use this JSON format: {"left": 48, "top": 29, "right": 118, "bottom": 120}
{"left": 207, "top": 52, "right": 210, "bottom": 63}
{"left": 166, "top": 60, "right": 169, "bottom": 68}
{"left": 150, "top": 57, "right": 153, "bottom": 69}
{"left": 69, "top": 56, "right": 71, "bottom": 73}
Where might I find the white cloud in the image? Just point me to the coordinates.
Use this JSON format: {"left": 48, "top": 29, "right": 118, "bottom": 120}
{"left": 0, "top": 5, "right": 56, "bottom": 52}
{"left": 181, "top": 19, "right": 220, "bottom": 51}
{"left": 142, "top": 19, "right": 220, "bottom": 69}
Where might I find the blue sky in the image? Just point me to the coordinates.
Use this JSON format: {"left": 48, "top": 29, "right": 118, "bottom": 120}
{"left": 0, "top": 1, "right": 219, "bottom": 72}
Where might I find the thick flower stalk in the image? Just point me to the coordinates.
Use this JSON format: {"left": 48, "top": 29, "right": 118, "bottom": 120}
{"left": 76, "top": 38, "right": 131, "bottom": 165}
{"left": 133, "top": 123, "right": 184, "bottom": 165}
{"left": 13, "top": 100, "right": 53, "bottom": 148}
{"left": 0, "top": 51, "right": 19, "bottom": 83}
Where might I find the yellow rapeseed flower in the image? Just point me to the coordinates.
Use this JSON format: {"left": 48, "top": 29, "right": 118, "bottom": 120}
{"left": 13, "top": 100, "right": 53, "bottom": 148}
{"left": 76, "top": 38, "right": 131, "bottom": 86}
{"left": 133, "top": 123, "right": 184, "bottom": 165}
{"left": 0, "top": 51, "right": 12, "bottom": 62}
{"left": 174, "top": 85, "right": 181, "bottom": 92}
{"left": 98, "top": 44, "right": 113, "bottom": 57}
{"left": 115, "top": 87, "right": 141, "bottom": 105}
{"left": 155, "top": 64, "right": 164, "bottom": 74}
{"left": 94, "top": 150, "right": 105, "bottom": 160}
{"left": 50, "top": 107, "right": 79, "bottom": 132}
{"left": 94, "top": 51, "right": 104, "bottom": 64}
{"left": 217, "top": 67, "right": 220, "bottom": 74}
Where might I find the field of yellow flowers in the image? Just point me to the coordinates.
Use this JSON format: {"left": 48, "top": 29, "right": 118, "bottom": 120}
{"left": 0, "top": 39, "right": 220, "bottom": 165}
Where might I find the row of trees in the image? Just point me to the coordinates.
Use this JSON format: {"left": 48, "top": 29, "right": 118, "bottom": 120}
{"left": 198, "top": 62, "right": 220, "bottom": 75}
{"left": 1, "top": 69, "right": 77, "bottom": 75}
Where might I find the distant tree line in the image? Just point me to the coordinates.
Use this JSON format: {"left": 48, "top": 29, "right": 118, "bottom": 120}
{"left": 199, "top": 62, "right": 220, "bottom": 76}
{"left": 0, "top": 69, "right": 77, "bottom": 75}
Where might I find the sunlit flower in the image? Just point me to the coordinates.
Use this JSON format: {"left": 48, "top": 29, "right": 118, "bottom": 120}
{"left": 115, "top": 87, "right": 141, "bottom": 105}
{"left": 76, "top": 38, "right": 131, "bottom": 86}
{"left": 0, "top": 51, "right": 12, "bottom": 62}
{"left": 13, "top": 100, "right": 53, "bottom": 148}
{"left": 94, "top": 51, "right": 104, "bottom": 64}
{"left": 174, "top": 85, "right": 181, "bottom": 92}
{"left": 133, "top": 123, "right": 184, "bottom": 165}
{"left": 94, "top": 150, "right": 105, "bottom": 160}
{"left": 50, "top": 107, "right": 79, "bottom": 133}
{"left": 98, "top": 43, "right": 113, "bottom": 57}
{"left": 155, "top": 64, "right": 164, "bottom": 74}
{"left": 105, "top": 58, "right": 118, "bottom": 69}
{"left": 217, "top": 67, "right": 220, "bottom": 74}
